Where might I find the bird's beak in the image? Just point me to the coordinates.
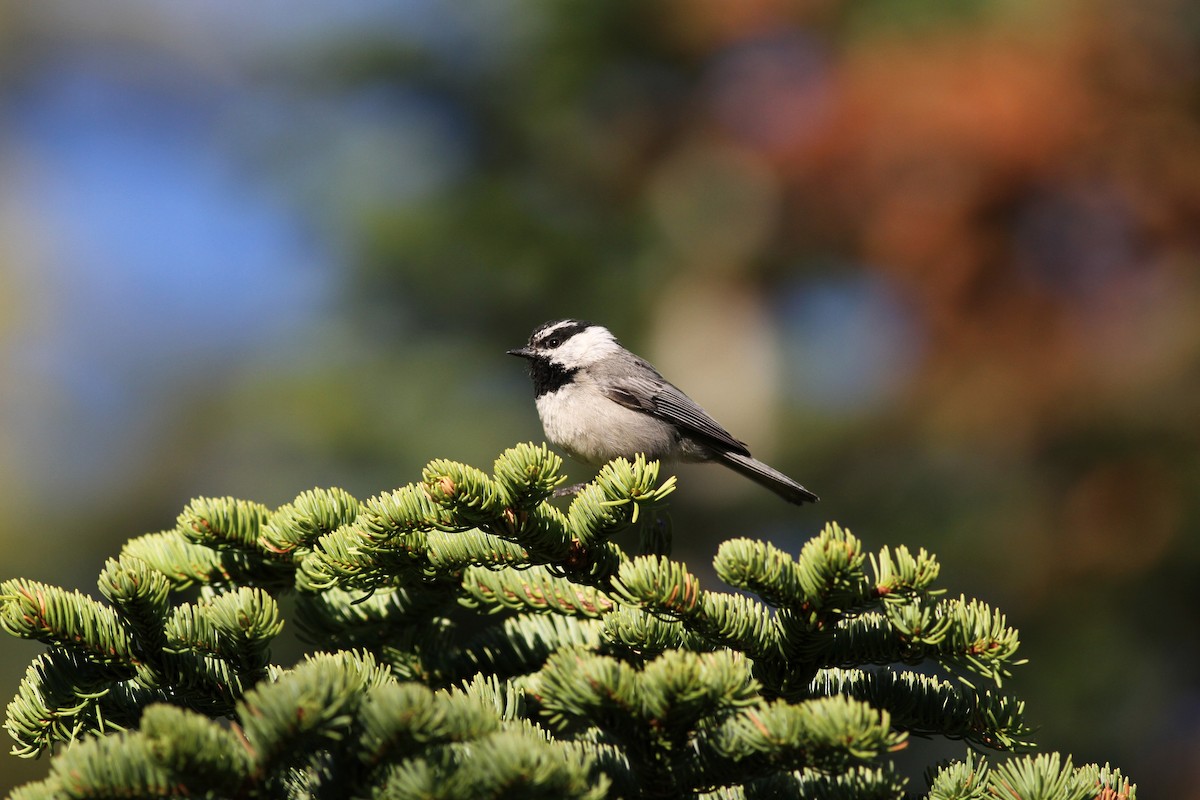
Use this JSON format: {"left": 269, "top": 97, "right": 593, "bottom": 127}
{"left": 507, "top": 347, "right": 534, "bottom": 359}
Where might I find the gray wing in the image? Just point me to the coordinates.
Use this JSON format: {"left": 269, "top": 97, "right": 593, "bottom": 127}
{"left": 602, "top": 367, "right": 750, "bottom": 456}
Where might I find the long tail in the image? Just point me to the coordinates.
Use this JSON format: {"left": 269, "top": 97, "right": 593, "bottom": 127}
{"left": 717, "top": 451, "right": 819, "bottom": 505}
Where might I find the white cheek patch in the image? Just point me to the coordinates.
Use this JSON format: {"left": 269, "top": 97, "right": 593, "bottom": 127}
{"left": 552, "top": 327, "right": 618, "bottom": 367}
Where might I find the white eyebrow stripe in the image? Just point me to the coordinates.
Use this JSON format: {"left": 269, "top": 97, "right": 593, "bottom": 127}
{"left": 537, "top": 319, "right": 582, "bottom": 337}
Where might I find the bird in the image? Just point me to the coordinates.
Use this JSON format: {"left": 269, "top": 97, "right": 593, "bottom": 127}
{"left": 508, "top": 319, "right": 818, "bottom": 505}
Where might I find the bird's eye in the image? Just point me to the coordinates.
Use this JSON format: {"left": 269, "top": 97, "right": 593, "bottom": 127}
{"left": 546, "top": 336, "right": 562, "bottom": 348}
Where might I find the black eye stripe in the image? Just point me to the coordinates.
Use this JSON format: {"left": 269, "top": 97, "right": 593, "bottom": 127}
{"left": 532, "top": 320, "right": 591, "bottom": 349}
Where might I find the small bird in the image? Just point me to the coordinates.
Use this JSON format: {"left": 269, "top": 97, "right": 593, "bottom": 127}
{"left": 508, "top": 319, "right": 818, "bottom": 505}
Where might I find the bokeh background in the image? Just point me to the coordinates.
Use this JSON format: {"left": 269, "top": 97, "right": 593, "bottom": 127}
{"left": 1, "top": 0, "right": 1197, "bottom": 795}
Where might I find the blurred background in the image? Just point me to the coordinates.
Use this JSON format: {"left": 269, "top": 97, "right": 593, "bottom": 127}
{"left": 0, "top": 0, "right": 1197, "bottom": 795}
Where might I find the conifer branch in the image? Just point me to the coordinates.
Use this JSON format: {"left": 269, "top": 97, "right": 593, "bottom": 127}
{"left": 810, "top": 667, "right": 1033, "bottom": 750}
{"left": 120, "top": 531, "right": 234, "bottom": 587}
{"left": 925, "top": 751, "right": 1137, "bottom": 800}
{"left": 178, "top": 497, "right": 273, "bottom": 553}
{"left": 0, "top": 579, "right": 135, "bottom": 665}
{"left": 0, "top": 444, "right": 1136, "bottom": 799}
{"left": 461, "top": 565, "right": 615, "bottom": 617}
{"left": 259, "top": 487, "right": 361, "bottom": 558}
{"left": 449, "top": 614, "right": 606, "bottom": 683}
{"left": 4, "top": 650, "right": 140, "bottom": 757}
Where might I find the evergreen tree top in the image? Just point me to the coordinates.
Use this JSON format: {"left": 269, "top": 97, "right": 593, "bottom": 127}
{"left": 0, "top": 444, "right": 1136, "bottom": 799}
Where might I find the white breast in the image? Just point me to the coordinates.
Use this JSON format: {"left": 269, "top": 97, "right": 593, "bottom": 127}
{"left": 535, "top": 382, "right": 678, "bottom": 465}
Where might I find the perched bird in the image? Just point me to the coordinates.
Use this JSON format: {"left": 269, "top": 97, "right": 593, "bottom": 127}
{"left": 508, "top": 319, "right": 818, "bottom": 505}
